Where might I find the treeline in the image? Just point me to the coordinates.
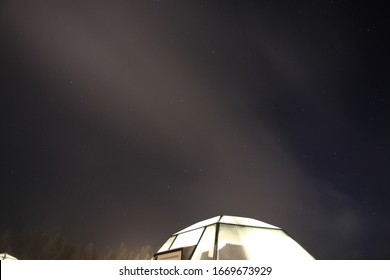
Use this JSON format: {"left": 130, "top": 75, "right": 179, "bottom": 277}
{"left": 0, "top": 230, "right": 153, "bottom": 260}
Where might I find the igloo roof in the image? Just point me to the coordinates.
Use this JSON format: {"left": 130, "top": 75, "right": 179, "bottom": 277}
{"left": 155, "top": 215, "right": 314, "bottom": 260}
{"left": 175, "top": 215, "right": 280, "bottom": 234}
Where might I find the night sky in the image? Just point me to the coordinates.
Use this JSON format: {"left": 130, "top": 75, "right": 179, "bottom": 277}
{"left": 1, "top": 0, "right": 389, "bottom": 259}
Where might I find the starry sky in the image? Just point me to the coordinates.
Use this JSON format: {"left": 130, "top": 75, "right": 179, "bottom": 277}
{"left": 1, "top": 0, "right": 389, "bottom": 259}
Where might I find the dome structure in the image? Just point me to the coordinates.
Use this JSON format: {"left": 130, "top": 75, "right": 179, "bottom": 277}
{"left": 154, "top": 215, "right": 314, "bottom": 260}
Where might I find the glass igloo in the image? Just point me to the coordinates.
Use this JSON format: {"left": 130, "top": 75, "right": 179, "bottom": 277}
{"left": 154, "top": 215, "right": 314, "bottom": 260}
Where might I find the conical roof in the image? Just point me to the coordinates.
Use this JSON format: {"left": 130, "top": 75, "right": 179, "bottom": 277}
{"left": 154, "top": 215, "right": 314, "bottom": 260}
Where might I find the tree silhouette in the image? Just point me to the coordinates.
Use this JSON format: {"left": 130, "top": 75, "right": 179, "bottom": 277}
{"left": 0, "top": 229, "right": 154, "bottom": 260}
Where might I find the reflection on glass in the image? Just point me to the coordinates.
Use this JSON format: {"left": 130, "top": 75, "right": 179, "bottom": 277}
{"left": 217, "top": 225, "right": 314, "bottom": 260}
{"left": 170, "top": 228, "right": 204, "bottom": 250}
{"left": 191, "top": 225, "right": 216, "bottom": 260}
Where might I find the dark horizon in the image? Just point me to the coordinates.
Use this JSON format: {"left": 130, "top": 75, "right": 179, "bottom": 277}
{"left": 1, "top": 0, "right": 389, "bottom": 259}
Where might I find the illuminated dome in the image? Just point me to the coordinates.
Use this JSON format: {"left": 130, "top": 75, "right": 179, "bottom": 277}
{"left": 154, "top": 215, "right": 314, "bottom": 260}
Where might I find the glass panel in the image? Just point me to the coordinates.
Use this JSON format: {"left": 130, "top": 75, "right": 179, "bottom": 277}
{"left": 219, "top": 216, "right": 279, "bottom": 229}
{"left": 157, "top": 236, "right": 176, "bottom": 252}
{"left": 170, "top": 228, "right": 204, "bottom": 250}
{"left": 191, "top": 225, "right": 216, "bottom": 260}
{"left": 175, "top": 216, "right": 220, "bottom": 234}
{"left": 217, "top": 225, "right": 314, "bottom": 260}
